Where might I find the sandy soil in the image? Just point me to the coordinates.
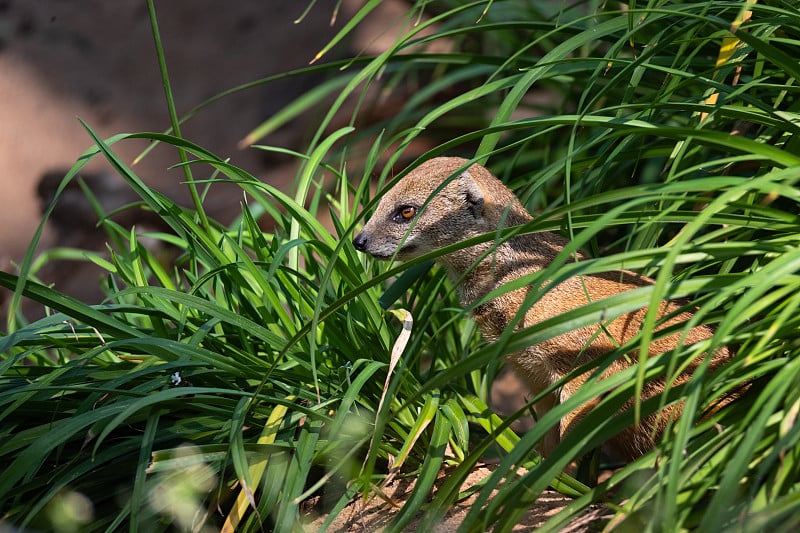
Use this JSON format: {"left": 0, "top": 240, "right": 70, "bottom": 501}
{"left": 304, "top": 464, "right": 575, "bottom": 532}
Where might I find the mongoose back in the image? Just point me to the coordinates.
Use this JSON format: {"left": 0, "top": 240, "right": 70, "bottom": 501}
{"left": 353, "top": 156, "right": 732, "bottom": 460}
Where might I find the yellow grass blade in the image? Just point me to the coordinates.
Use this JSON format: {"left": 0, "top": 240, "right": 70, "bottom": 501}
{"left": 221, "top": 401, "right": 291, "bottom": 533}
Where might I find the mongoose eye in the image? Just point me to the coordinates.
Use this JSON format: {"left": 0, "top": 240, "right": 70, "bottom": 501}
{"left": 394, "top": 205, "right": 417, "bottom": 222}
{"left": 401, "top": 206, "right": 416, "bottom": 219}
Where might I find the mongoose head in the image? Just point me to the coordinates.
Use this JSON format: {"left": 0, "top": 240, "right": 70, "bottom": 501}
{"left": 353, "top": 157, "right": 531, "bottom": 262}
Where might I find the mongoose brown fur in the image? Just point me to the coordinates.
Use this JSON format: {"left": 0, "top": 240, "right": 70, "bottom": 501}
{"left": 353, "top": 156, "right": 732, "bottom": 461}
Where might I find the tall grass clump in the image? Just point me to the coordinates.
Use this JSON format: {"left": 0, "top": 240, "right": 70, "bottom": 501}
{"left": 2, "top": 0, "right": 800, "bottom": 531}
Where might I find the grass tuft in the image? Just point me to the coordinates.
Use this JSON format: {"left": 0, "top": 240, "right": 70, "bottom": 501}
{"left": 2, "top": 1, "right": 800, "bottom": 531}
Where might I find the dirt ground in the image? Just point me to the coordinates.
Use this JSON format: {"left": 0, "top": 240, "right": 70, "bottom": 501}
{"left": 303, "top": 464, "right": 576, "bottom": 532}
{"left": 0, "top": 1, "right": 575, "bottom": 530}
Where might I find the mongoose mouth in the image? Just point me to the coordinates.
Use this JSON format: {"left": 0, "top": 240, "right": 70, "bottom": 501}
{"left": 368, "top": 244, "right": 417, "bottom": 261}
{"left": 367, "top": 252, "right": 394, "bottom": 260}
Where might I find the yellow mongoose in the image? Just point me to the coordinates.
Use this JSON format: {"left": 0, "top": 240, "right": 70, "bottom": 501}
{"left": 353, "top": 156, "right": 733, "bottom": 460}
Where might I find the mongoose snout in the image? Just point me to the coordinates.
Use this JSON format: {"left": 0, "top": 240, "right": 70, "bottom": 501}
{"left": 352, "top": 232, "right": 368, "bottom": 252}
{"left": 352, "top": 230, "right": 396, "bottom": 258}
{"left": 354, "top": 156, "right": 732, "bottom": 461}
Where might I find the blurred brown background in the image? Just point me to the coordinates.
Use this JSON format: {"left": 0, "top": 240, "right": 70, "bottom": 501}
{"left": 0, "top": 0, "right": 428, "bottom": 317}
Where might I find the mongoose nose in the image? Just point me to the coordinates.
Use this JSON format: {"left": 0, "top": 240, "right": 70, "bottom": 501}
{"left": 352, "top": 232, "right": 368, "bottom": 252}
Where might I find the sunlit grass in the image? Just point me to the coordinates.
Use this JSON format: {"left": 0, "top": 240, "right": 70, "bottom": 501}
{"left": 2, "top": 0, "right": 800, "bottom": 531}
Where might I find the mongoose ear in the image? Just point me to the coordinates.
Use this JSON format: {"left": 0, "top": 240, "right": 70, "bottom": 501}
{"left": 459, "top": 171, "right": 484, "bottom": 218}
